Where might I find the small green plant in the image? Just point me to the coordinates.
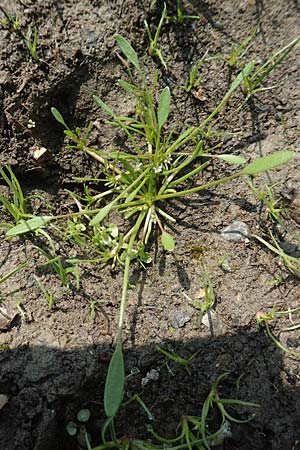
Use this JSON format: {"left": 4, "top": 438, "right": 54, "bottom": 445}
{"left": 0, "top": 6, "right": 40, "bottom": 62}
{"left": 249, "top": 180, "right": 283, "bottom": 223}
{"left": 167, "top": 0, "right": 201, "bottom": 24}
{"left": 184, "top": 261, "right": 215, "bottom": 322}
{"left": 184, "top": 53, "right": 207, "bottom": 93}
{"left": 0, "top": 6, "right": 20, "bottom": 31}
{"left": 144, "top": 3, "right": 168, "bottom": 69}
{"left": 256, "top": 306, "right": 300, "bottom": 357}
{"left": 223, "top": 25, "right": 259, "bottom": 68}
{"left": 156, "top": 345, "right": 200, "bottom": 375}
{"left": 0, "top": 263, "right": 27, "bottom": 302}
{"left": 0, "top": 165, "right": 28, "bottom": 227}
{"left": 241, "top": 36, "right": 300, "bottom": 102}
{"left": 254, "top": 232, "right": 300, "bottom": 279}
{"left": 66, "top": 408, "right": 92, "bottom": 449}
{"left": 36, "top": 246, "right": 80, "bottom": 290}
{"left": 34, "top": 276, "right": 55, "bottom": 309}
{"left": 48, "top": 35, "right": 293, "bottom": 430}
{"left": 25, "top": 27, "right": 39, "bottom": 62}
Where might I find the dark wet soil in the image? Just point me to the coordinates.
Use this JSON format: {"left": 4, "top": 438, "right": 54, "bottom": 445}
{"left": 1, "top": 1, "right": 300, "bottom": 449}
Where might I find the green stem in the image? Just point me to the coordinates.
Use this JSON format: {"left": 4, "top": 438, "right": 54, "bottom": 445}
{"left": 117, "top": 210, "right": 146, "bottom": 343}
{"left": 156, "top": 172, "right": 240, "bottom": 200}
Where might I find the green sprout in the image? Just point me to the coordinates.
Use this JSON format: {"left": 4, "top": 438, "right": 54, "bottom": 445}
{"left": 144, "top": 3, "right": 168, "bottom": 69}
{"left": 256, "top": 306, "right": 300, "bottom": 357}
{"left": 156, "top": 345, "right": 200, "bottom": 375}
{"left": 241, "top": 36, "right": 300, "bottom": 102}
{"left": 184, "top": 52, "right": 207, "bottom": 93}
{"left": 249, "top": 180, "right": 283, "bottom": 223}
{"left": 25, "top": 26, "right": 39, "bottom": 62}
{"left": 167, "top": 0, "right": 201, "bottom": 24}
{"left": 223, "top": 24, "right": 259, "bottom": 68}
{"left": 254, "top": 232, "right": 300, "bottom": 279}
{"left": 34, "top": 276, "right": 55, "bottom": 309}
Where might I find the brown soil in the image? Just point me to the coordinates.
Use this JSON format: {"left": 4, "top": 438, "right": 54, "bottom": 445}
{"left": 1, "top": 1, "right": 300, "bottom": 449}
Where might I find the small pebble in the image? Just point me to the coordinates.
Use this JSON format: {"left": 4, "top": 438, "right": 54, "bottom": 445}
{"left": 220, "top": 221, "right": 249, "bottom": 242}
{"left": 172, "top": 310, "right": 192, "bottom": 328}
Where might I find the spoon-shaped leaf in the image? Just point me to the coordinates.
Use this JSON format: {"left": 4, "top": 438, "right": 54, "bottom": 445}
{"left": 6, "top": 216, "right": 53, "bottom": 237}
{"left": 157, "top": 86, "right": 170, "bottom": 129}
{"left": 51, "top": 107, "right": 69, "bottom": 129}
{"left": 241, "top": 150, "right": 293, "bottom": 175}
{"left": 104, "top": 342, "right": 124, "bottom": 418}
{"left": 115, "top": 35, "right": 140, "bottom": 71}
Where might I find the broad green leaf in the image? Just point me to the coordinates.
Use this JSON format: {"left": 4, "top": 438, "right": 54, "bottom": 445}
{"left": 90, "top": 203, "right": 114, "bottom": 226}
{"left": 115, "top": 35, "right": 140, "bottom": 71}
{"left": 241, "top": 150, "right": 293, "bottom": 175}
{"left": 214, "top": 154, "right": 246, "bottom": 165}
{"left": 104, "top": 343, "right": 124, "bottom": 418}
{"left": 157, "top": 87, "right": 171, "bottom": 129}
{"left": 6, "top": 216, "right": 52, "bottom": 237}
{"left": 161, "top": 231, "right": 175, "bottom": 251}
{"left": 51, "top": 107, "right": 69, "bottom": 129}
{"left": 93, "top": 96, "right": 116, "bottom": 118}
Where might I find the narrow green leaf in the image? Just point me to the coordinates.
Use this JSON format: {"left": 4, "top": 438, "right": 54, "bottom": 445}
{"left": 157, "top": 87, "right": 170, "bottom": 129}
{"left": 51, "top": 107, "right": 69, "bottom": 129}
{"left": 241, "top": 150, "right": 293, "bottom": 175}
{"left": 0, "top": 262, "right": 27, "bottom": 284}
{"left": 214, "top": 154, "right": 246, "bottom": 165}
{"left": 93, "top": 96, "right": 116, "bottom": 118}
{"left": 104, "top": 343, "right": 125, "bottom": 418}
{"left": 90, "top": 203, "right": 113, "bottom": 227}
{"left": 6, "top": 216, "right": 52, "bottom": 237}
{"left": 161, "top": 231, "right": 175, "bottom": 251}
{"left": 118, "top": 79, "right": 137, "bottom": 93}
{"left": 115, "top": 35, "right": 140, "bottom": 71}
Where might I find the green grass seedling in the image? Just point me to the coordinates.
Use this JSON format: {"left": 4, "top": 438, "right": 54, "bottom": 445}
{"left": 0, "top": 5, "right": 20, "bottom": 31}
{"left": 144, "top": 3, "right": 168, "bottom": 69}
{"left": 184, "top": 52, "right": 207, "bottom": 93}
{"left": 249, "top": 180, "right": 283, "bottom": 223}
{"left": 0, "top": 262, "right": 28, "bottom": 302}
{"left": 167, "top": 0, "right": 201, "bottom": 24}
{"left": 254, "top": 233, "right": 300, "bottom": 279}
{"left": 156, "top": 345, "right": 200, "bottom": 375}
{"left": 0, "top": 7, "right": 40, "bottom": 62}
{"left": 241, "top": 36, "right": 300, "bottom": 102}
{"left": 34, "top": 275, "right": 55, "bottom": 309}
{"left": 0, "top": 165, "right": 27, "bottom": 226}
{"left": 25, "top": 26, "right": 39, "bottom": 62}
{"left": 256, "top": 306, "right": 300, "bottom": 358}
{"left": 223, "top": 25, "right": 259, "bottom": 68}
